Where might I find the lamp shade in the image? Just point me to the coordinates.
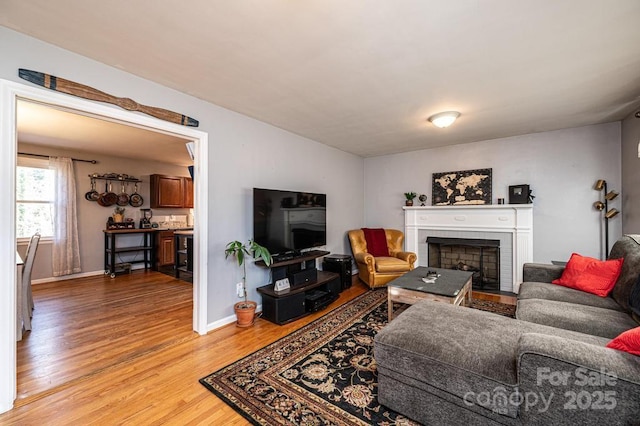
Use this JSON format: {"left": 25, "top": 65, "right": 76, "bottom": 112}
{"left": 593, "top": 201, "right": 605, "bottom": 211}
{"left": 428, "top": 111, "right": 460, "bottom": 128}
{"left": 594, "top": 179, "right": 606, "bottom": 191}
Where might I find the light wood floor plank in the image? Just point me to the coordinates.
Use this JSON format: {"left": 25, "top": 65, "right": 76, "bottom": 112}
{"left": 0, "top": 270, "right": 511, "bottom": 424}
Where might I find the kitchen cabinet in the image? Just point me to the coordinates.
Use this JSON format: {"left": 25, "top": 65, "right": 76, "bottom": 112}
{"left": 156, "top": 230, "right": 175, "bottom": 267}
{"left": 150, "top": 174, "right": 193, "bottom": 209}
{"left": 183, "top": 177, "right": 193, "bottom": 208}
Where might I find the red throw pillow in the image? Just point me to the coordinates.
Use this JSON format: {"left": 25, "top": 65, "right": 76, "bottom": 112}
{"left": 361, "top": 228, "right": 389, "bottom": 257}
{"left": 607, "top": 327, "right": 640, "bottom": 356}
{"left": 551, "top": 253, "right": 623, "bottom": 297}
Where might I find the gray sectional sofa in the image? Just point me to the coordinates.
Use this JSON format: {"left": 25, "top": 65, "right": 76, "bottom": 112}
{"left": 374, "top": 235, "right": 640, "bottom": 425}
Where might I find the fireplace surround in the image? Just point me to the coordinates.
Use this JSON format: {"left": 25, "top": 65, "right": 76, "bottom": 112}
{"left": 404, "top": 205, "right": 533, "bottom": 293}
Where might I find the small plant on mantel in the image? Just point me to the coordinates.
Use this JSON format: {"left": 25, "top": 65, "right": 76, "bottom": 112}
{"left": 404, "top": 192, "right": 417, "bottom": 206}
{"left": 224, "top": 239, "right": 272, "bottom": 327}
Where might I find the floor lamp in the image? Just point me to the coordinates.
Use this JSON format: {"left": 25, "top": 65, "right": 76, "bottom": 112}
{"left": 593, "top": 179, "right": 619, "bottom": 258}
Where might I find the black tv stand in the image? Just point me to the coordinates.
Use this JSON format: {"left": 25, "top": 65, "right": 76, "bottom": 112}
{"left": 272, "top": 250, "right": 301, "bottom": 263}
{"left": 256, "top": 250, "right": 342, "bottom": 324}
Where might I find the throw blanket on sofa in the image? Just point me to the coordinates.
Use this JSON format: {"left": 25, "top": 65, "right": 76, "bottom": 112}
{"left": 362, "top": 228, "right": 389, "bottom": 257}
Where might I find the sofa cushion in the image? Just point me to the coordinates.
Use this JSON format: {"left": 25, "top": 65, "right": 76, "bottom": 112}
{"left": 374, "top": 301, "right": 609, "bottom": 418}
{"left": 375, "top": 256, "right": 411, "bottom": 272}
{"left": 607, "top": 327, "right": 640, "bottom": 356}
{"left": 608, "top": 235, "right": 640, "bottom": 312}
{"left": 518, "top": 281, "right": 623, "bottom": 311}
{"left": 516, "top": 298, "right": 639, "bottom": 339}
{"left": 551, "top": 253, "right": 623, "bottom": 297}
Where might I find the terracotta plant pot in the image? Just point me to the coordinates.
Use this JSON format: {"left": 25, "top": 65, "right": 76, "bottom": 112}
{"left": 405, "top": 200, "right": 414, "bottom": 206}
{"left": 234, "top": 301, "right": 258, "bottom": 327}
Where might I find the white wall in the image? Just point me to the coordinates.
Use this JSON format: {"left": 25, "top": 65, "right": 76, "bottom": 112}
{"left": 621, "top": 110, "right": 640, "bottom": 234}
{"left": 0, "top": 27, "right": 365, "bottom": 323}
{"left": 364, "top": 123, "right": 622, "bottom": 262}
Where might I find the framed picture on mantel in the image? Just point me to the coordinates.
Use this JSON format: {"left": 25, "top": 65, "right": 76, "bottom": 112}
{"left": 432, "top": 168, "right": 492, "bottom": 206}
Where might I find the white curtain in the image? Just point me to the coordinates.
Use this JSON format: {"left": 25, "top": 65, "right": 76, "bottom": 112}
{"left": 50, "top": 157, "right": 81, "bottom": 276}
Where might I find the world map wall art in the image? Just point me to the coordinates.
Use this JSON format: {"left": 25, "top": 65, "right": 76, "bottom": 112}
{"left": 432, "top": 168, "right": 492, "bottom": 205}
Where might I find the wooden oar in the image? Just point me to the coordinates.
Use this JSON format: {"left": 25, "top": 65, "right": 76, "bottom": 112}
{"left": 18, "top": 68, "right": 199, "bottom": 127}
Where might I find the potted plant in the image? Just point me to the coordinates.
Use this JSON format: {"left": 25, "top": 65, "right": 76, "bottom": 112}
{"left": 404, "top": 192, "right": 417, "bottom": 206}
{"left": 113, "top": 206, "right": 125, "bottom": 222}
{"left": 224, "top": 239, "right": 272, "bottom": 327}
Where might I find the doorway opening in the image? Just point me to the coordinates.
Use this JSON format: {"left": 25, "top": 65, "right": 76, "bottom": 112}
{"left": 0, "top": 79, "right": 209, "bottom": 411}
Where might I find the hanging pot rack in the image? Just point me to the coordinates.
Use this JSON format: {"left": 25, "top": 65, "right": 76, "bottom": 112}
{"left": 88, "top": 173, "right": 141, "bottom": 183}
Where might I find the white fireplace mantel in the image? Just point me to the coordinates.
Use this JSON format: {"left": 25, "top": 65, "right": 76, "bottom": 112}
{"left": 404, "top": 205, "right": 533, "bottom": 293}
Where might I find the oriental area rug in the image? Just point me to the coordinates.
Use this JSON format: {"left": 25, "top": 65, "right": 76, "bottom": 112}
{"left": 200, "top": 290, "right": 515, "bottom": 425}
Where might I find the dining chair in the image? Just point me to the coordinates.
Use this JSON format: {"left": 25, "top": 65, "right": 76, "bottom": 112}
{"left": 21, "top": 232, "right": 40, "bottom": 332}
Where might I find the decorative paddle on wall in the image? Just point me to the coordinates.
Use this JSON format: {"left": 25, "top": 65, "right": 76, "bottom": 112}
{"left": 18, "top": 68, "right": 199, "bottom": 127}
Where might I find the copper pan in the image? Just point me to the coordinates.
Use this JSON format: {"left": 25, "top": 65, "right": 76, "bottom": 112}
{"left": 116, "top": 181, "right": 130, "bottom": 206}
{"left": 98, "top": 181, "right": 118, "bottom": 207}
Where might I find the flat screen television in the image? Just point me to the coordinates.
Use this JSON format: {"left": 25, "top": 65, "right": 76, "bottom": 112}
{"left": 253, "top": 187, "right": 326, "bottom": 258}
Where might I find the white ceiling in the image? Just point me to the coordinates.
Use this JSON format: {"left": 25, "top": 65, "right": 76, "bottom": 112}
{"left": 3, "top": 1, "right": 640, "bottom": 158}
{"left": 17, "top": 101, "right": 194, "bottom": 166}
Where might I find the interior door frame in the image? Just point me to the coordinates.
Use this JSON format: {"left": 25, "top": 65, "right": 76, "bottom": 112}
{"left": 0, "top": 79, "right": 209, "bottom": 412}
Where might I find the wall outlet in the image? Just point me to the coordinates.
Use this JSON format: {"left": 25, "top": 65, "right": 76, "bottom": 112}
{"left": 236, "top": 282, "right": 244, "bottom": 298}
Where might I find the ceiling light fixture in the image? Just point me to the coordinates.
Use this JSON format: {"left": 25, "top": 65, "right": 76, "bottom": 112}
{"left": 428, "top": 111, "right": 460, "bottom": 128}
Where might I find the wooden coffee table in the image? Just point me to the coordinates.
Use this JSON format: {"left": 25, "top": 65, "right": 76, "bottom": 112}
{"left": 387, "top": 267, "right": 473, "bottom": 320}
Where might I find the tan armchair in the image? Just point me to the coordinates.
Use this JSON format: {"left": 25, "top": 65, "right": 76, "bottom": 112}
{"left": 348, "top": 229, "right": 417, "bottom": 288}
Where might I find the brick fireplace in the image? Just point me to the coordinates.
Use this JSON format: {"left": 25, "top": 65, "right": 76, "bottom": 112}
{"left": 404, "top": 205, "right": 533, "bottom": 293}
{"left": 427, "top": 237, "right": 500, "bottom": 291}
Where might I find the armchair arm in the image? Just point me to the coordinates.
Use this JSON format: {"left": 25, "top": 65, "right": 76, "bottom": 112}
{"left": 517, "top": 333, "right": 640, "bottom": 424}
{"left": 522, "top": 263, "right": 565, "bottom": 283}
{"left": 394, "top": 251, "right": 417, "bottom": 267}
{"left": 354, "top": 252, "right": 376, "bottom": 273}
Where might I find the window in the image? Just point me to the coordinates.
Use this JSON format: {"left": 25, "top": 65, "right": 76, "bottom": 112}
{"left": 16, "top": 157, "right": 54, "bottom": 239}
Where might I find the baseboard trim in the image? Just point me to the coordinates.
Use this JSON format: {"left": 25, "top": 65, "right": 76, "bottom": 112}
{"left": 31, "top": 264, "right": 147, "bottom": 285}
{"left": 206, "top": 304, "right": 263, "bottom": 332}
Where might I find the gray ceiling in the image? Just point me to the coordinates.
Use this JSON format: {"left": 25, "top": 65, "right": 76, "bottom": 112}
{"left": 2, "top": 1, "right": 640, "bottom": 157}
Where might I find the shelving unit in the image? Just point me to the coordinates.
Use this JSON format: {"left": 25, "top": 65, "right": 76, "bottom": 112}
{"left": 174, "top": 230, "right": 193, "bottom": 280}
{"left": 103, "top": 229, "right": 156, "bottom": 278}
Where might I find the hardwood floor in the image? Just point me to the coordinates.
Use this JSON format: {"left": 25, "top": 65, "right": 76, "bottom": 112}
{"left": 1, "top": 271, "right": 513, "bottom": 424}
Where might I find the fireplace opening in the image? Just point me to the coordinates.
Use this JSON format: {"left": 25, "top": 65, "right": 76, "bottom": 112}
{"left": 427, "top": 237, "right": 500, "bottom": 291}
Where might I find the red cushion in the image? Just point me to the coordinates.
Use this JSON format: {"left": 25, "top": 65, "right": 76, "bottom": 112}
{"left": 361, "top": 228, "right": 389, "bottom": 257}
{"left": 551, "top": 253, "right": 623, "bottom": 297}
{"left": 607, "top": 327, "right": 640, "bottom": 356}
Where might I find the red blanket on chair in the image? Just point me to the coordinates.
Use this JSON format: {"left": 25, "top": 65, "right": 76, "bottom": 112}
{"left": 362, "top": 228, "right": 389, "bottom": 257}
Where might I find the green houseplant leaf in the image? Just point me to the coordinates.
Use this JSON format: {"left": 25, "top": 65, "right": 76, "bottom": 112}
{"left": 224, "top": 239, "right": 272, "bottom": 305}
{"left": 404, "top": 192, "right": 417, "bottom": 200}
